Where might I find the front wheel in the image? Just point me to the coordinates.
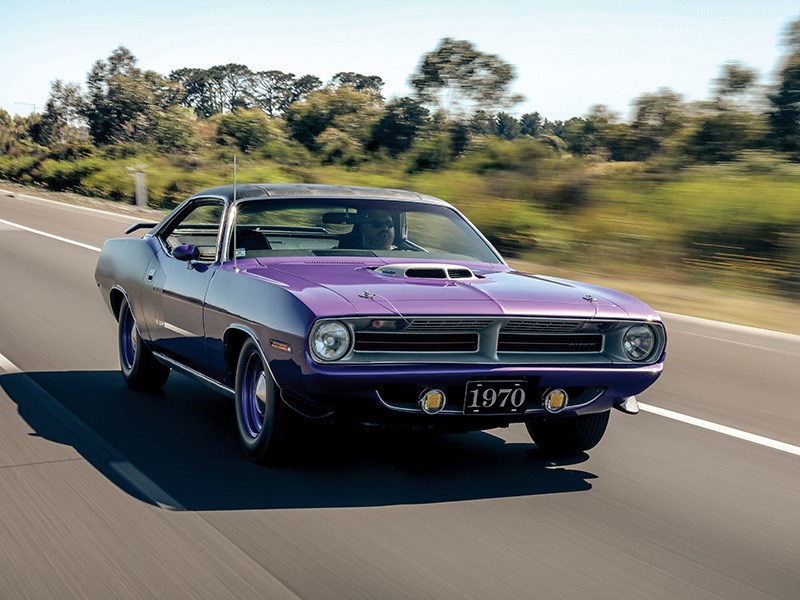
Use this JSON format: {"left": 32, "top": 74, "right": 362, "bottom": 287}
{"left": 525, "top": 410, "right": 610, "bottom": 455}
{"left": 118, "top": 299, "right": 169, "bottom": 391}
{"left": 235, "top": 338, "right": 294, "bottom": 464}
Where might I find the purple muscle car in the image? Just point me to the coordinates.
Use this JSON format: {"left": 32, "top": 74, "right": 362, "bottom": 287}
{"left": 95, "top": 184, "right": 666, "bottom": 463}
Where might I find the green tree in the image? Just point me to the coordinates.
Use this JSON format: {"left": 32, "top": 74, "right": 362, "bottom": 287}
{"left": 215, "top": 108, "right": 274, "bottom": 153}
{"left": 330, "top": 72, "right": 384, "bottom": 94}
{"left": 170, "top": 68, "right": 222, "bottom": 117}
{"left": 769, "top": 17, "right": 800, "bottom": 153}
{"left": 630, "top": 88, "right": 686, "bottom": 158}
{"left": 713, "top": 62, "right": 758, "bottom": 101}
{"left": 410, "top": 38, "right": 523, "bottom": 117}
{"left": 685, "top": 109, "right": 765, "bottom": 162}
{"left": 84, "top": 46, "right": 180, "bottom": 145}
{"left": 468, "top": 110, "right": 495, "bottom": 136}
{"left": 519, "top": 112, "right": 543, "bottom": 137}
{"left": 152, "top": 106, "right": 200, "bottom": 153}
{"left": 369, "top": 97, "right": 429, "bottom": 156}
{"left": 284, "top": 86, "right": 382, "bottom": 151}
{"left": 35, "top": 80, "right": 88, "bottom": 147}
{"left": 250, "top": 70, "right": 322, "bottom": 116}
{"left": 494, "top": 112, "right": 520, "bottom": 140}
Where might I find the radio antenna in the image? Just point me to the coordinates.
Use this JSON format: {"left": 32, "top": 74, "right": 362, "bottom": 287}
{"left": 232, "top": 154, "right": 238, "bottom": 272}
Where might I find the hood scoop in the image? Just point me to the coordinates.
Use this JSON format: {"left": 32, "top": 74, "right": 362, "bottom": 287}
{"left": 373, "top": 263, "right": 477, "bottom": 280}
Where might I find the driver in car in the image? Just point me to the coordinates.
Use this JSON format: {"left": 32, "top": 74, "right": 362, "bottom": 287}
{"left": 359, "top": 210, "right": 395, "bottom": 250}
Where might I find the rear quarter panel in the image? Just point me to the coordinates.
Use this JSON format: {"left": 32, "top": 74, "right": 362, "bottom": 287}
{"left": 94, "top": 236, "right": 159, "bottom": 323}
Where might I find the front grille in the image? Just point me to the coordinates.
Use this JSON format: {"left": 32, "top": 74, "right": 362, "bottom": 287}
{"left": 405, "top": 319, "right": 492, "bottom": 331}
{"left": 498, "top": 333, "right": 602, "bottom": 353}
{"left": 503, "top": 320, "right": 585, "bottom": 333}
{"left": 354, "top": 332, "right": 478, "bottom": 352}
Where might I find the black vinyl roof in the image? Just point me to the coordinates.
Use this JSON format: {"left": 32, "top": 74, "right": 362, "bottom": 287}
{"left": 189, "top": 183, "right": 447, "bottom": 206}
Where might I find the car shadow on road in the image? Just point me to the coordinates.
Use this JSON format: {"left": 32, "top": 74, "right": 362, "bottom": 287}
{"left": 1, "top": 370, "right": 598, "bottom": 511}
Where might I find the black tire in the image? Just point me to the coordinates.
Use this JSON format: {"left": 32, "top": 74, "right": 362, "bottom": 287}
{"left": 234, "top": 338, "right": 294, "bottom": 464}
{"left": 118, "top": 299, "right": 170, "bottom": 391}
{"left": 525, "top": 410, "right": 610, "bottom": 454}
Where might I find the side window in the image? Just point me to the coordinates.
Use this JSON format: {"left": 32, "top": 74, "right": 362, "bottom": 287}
{"left": 160, "top": 201, "right": 225, "bottom": 262}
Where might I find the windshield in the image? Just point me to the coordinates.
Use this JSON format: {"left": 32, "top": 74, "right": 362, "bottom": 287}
{"left": 231, "top": 198, "right": 502, "bottom": 263}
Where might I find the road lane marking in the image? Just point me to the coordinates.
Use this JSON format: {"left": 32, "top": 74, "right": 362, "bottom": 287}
{"left": 0, "top": 353, "right": 185, "bottom": 510}
{"left": 0, "top": 217, "right": 101, "bottom": 252}
{"left": 639, "top": 402, "right": 800, "bottom": 458}
{"left": 111, "top": 462, "right": 184, "bottom": 511}
{"left": 667, "top": 329, "right": 799, "bottom": 356}
{"left": 659, "top": 311, "right": 800, "bottom": 342}
{"left": 0, "top": 351, "right": 21, "bottom": 374}
{"left": 0, "top": 187, "right": 146, "bottom": 222}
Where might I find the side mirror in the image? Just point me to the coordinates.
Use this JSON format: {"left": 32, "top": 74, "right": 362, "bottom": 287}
{"left": 172, "top": 243, "right": 199, "bottom": 262}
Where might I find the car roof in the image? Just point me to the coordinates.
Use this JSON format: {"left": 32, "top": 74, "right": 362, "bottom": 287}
{"left": 188, "top": 183, "right": 449, "bottom": 206}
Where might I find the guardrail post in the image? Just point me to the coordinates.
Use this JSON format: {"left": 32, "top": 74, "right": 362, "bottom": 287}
{"left": 133, "top": 172, "right": 147, "bottom": 207}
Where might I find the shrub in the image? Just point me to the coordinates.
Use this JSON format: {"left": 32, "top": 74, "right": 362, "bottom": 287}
{"left": 36, "top": 158, "right": 103, "bottom": 191}
{"left": 406, "top": 133, "right": 452, "bottom": 173}
{"left": 0, "top": 154, "right": 42, "bottom": 182}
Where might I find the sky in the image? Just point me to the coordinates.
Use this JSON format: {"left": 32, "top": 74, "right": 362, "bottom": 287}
{"left": 1, "top": 0, "right": 798, "bottom": 122}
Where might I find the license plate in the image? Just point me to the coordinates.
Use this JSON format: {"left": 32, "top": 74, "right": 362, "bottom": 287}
{"left": 464, "top": 380, "right": 527, "bottom": 415}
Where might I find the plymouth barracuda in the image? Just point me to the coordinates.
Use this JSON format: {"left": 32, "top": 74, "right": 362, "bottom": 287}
{"left": 95, "top": 183, "right": 666, "bottom": 463}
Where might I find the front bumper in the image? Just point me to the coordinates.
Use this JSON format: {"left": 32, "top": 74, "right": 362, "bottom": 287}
{"left": 275, "top": 357, "right": 664, "bottom": 427}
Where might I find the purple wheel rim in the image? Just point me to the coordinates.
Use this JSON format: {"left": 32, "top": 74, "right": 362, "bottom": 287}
{"left": 241, "top": 352, "right": 267, "bottom": 438}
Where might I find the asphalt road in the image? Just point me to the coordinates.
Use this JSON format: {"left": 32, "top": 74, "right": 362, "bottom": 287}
{"left": 1, "top": 189, "right": 799, "bottom": 600}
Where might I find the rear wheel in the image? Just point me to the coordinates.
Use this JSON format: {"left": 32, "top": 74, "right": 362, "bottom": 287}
{"left": 525, "top": 410, "right": 610, "bottom": 454}
{"left": 235, "top": 338, "right": 294, "bottom": 464}
{"left": 118, "top": 299, "right": 169, "bottom": 391}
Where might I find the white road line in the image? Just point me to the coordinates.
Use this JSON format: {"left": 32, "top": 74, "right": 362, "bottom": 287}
{"left": 0, "top": 217, "right": 101, "bottom": 252}
{"left": 659, "top": 311, "right": 800, "bottom": 341}
{"left": 639, "top": 402, "right": 800, "bottom": 458}
{"left": 0, "top": 350, "right": 21, "bottom": 374}
{"left": 111, "top": 462, "right": 184, "bottom": 511}
{"left": 667, "top": 329, "right": 799, "bottom": 356}
{"left": 0, "top": 351, "right": 184, "bottom": 510}
{"left": 0, "top": 187, "right": 147, "bottom": 222}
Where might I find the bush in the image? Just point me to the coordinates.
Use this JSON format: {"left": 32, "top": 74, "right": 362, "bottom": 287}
{"left": 215, "top": 109, "right": 276, "bottom": 153}
{"left": 465, "top": 200, "right": 548, "bottom": 258}
{"left": 36, "top": 158, "right": 103, "bottom": 191}
{"left": 0, "top": 154, "right": 41, "bottom": 182}
{"left": 460, "top": 137, "right": 553, "bottom": 174}
{"left": 406, "top": 133, "right": 452, "bottom": 173}
{"left": 152, "top": 106, "right": 201, "bottom": 153}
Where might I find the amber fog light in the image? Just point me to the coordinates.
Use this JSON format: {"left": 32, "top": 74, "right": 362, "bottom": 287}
{"left": 419, "top": 389, "right": 446, "bottom": 414}
{"left": 543, "top": 388, "right": 568, "bottom": 413}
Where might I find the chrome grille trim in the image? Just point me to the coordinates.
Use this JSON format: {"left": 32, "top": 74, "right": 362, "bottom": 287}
{"left": 502, "top": 320, "right": 586, "bottom": 333}
{"left": 405, "top": 319, "right": 493, "bottom": 331}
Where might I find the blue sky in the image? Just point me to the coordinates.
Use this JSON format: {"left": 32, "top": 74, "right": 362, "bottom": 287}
{"left": 1, "top": 0, "right": 798, "bottom": 121}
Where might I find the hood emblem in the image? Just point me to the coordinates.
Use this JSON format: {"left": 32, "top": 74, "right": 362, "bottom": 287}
{"left": 583, "top": 294, "right": 597, "bottom": 303}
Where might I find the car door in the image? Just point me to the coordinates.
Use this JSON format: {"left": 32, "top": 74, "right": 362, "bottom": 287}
{"left": 142, "top": 198, "right": 226, "bottom": 374}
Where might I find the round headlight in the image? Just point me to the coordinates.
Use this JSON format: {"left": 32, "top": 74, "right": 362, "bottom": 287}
{"left": 310, "top": 321, "right": 351, "bottom": 361}
{"left": 622, "top": 324, "right": 656, "bottom": 361}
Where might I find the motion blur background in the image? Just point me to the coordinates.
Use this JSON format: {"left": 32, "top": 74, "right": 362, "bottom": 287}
{"left": 1, "top": 1, "right": 798, "bottom": 330}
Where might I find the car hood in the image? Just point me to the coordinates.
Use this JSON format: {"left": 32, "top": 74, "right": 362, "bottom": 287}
{"left": 243, "top": 258, "right": 659, "bottom": 321}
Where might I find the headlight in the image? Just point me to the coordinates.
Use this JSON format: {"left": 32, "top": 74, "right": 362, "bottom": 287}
{"left": 622, "top": 324, "right": 656, "bottom": 361}
{"left": 310, "top": 321, "right": 351, "bottom": 361}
